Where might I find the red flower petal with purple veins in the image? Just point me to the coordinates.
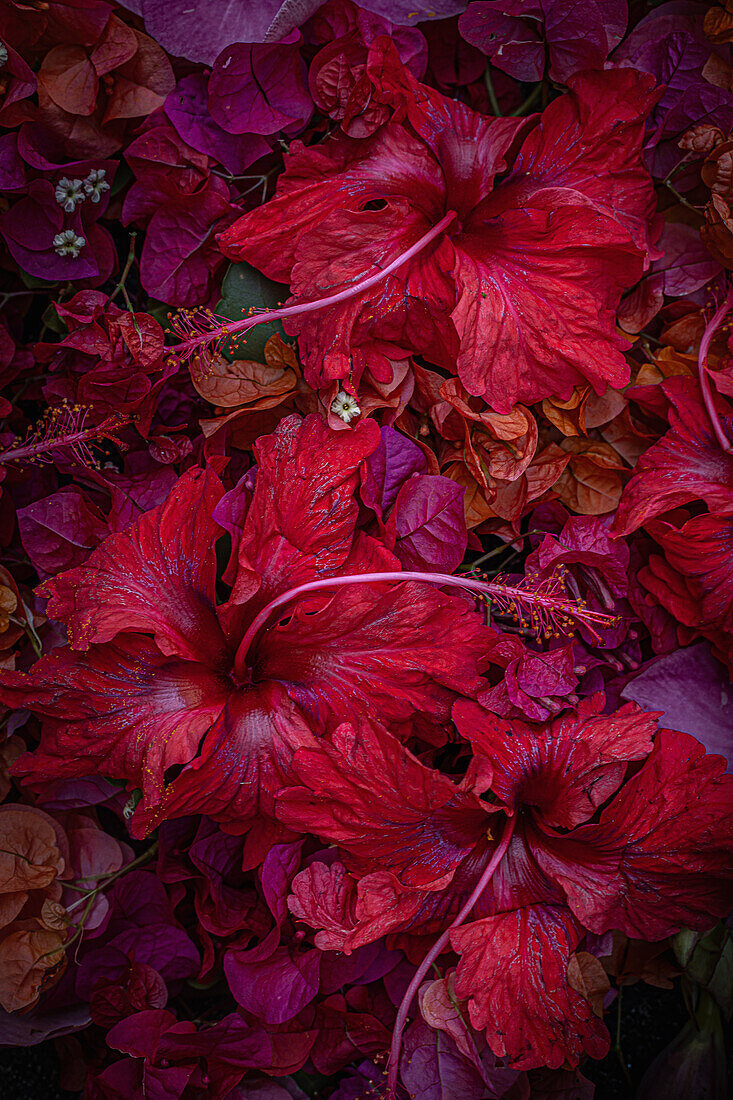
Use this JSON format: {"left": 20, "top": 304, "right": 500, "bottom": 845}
{"left": 453, "top": 696, "right": 657, "bottom": 829}
{"left": 138, "top": 683, "right": 316, "bottom": 833}
{"left": 289, "top": 862, "right": 360, "bottom": 952}
{"left": 227, "top": 414, "right": 382, "bottom": 612}
{"left": 451, "top": 906, "right": 610, "bottom": 1069}
{"left": 6, "top": 638, "right": 230, "bottom": 805}
{"left": 41, "top": 466, "right": 229, "bottom": 666}
{"left": 252, "top": 578, "right": 488, "bottom": 732}
{"left": 561, "top": 729, "right": 733, "bottom": 939}
{"left": 614, "top": 377, "right": 733, "bottom": 535}
{"left": 216, "top": 41, "right": 659, "bottom": 412}
{"left": 653, "top": 513, "right": 733, "bottom": 634}
{"left": 278, "top": 719, "right": 486, "bottom": 888}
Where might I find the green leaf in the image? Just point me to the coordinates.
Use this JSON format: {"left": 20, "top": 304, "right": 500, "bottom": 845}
{"left": 41, "top": 301, "right": 66, "bottom": 335}
{"left": 19, "top": 270, "right": 57, "bottom": 290}
{"left": 215, "top": 261, "right": 292, "bottom": 362}
{"left": 676, "top": 924, "right": 733, "bottom": 1018}
{"left": 145, "top": 298, "right": 172, "bottom": 328}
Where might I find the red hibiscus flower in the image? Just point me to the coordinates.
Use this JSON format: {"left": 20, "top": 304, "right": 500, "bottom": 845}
{"left": 277, "top": 699, "right": 733, "bottom": 1077}
{"left": 0, "top": 414, "right": 492, "bottom": 844}
{"left": 613, "top": 376, "right": 733, "bottom": 536}
{"left": 613, "top": 375, "right": 733, "bottom": 669}
{"left": 176, "top": 40, "right": 661, "bottom": 413}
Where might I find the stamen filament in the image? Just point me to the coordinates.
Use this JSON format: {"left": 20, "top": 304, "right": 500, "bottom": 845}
{"left": 698, "top": 284, "right": 733, "bottom": 453}
{"left": 385, "top": 814, "right": 517, "bottom": 1099}
{"left": 0, "top": 408, "right": 126, "bottom": 468}
{"left": 233, "top": 569, "right": 618, "bottom": 677}
{"left": 169, "top": 211, "right": 458, "bottom": 370}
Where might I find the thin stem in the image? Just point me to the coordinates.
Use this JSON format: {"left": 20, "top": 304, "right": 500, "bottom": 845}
{"left": 468, "top": 528, "right": 545, "bottom": 571}
{"left": 65, "top": 840, "right": 159, "bottom": 913}
{"left": 170, "top": 211, "right": 457, "bottom": 366}
{"left": 510, "top": 83, "right": 543, "bottom": 116}
{"left": 233, "top": 569, "right": 617, "bottom": 677}
{"left": 110, "top": 232, "right": 137, "bottom": 311}
{"left": 614, "top": 986, "right": 633, "bottom": 1091}
{"left": 483, "top": 66, "right": 502, "bottom": 116}
{"left": 385, "top": 816, "right": 516, "bottom": 1099}
{"left": 661, "top": 153, "right": 692, "bottom": 186}
{"left": 664, "top": 179, "right": 703, "bottom": 213}
{"left": 10, "top": 613, "right": 42, "bottom": 658}
{"left": 698, "top": 285, "right": 733, "bottom": 453}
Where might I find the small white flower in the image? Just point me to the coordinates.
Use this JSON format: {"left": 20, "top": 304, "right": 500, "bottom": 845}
{"left": 0, "top": 42, "right": 8, "bottom": 67}
{"left": 83, "top": 168, "right": 110, "bottom": 203}
{"left": 54, "top": 177, "right": 86, "bottom": 213}
{"left": 331, "top": 391, "right": 361, "bottom": 423}
{"left": 52, "top": 229, "right": 86, "bottom": 258}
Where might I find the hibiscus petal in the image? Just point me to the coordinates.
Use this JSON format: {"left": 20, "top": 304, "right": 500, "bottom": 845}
{"left": 253, "top": 578, "right": 489, "bottom": 731}
{"left": 613, "top": 378, "right": 733, "bottom": 534}
{"left": 451, "top": 907, "right": 610, "bottom": 1069}
{"left": 366, "top": 36, "right": 531, "bottom": 198}
{"left": 654, "top": 514, "right": 733, "bottom": 634}
{"left": 560, "top": 730, "right": 733, "bottom": 939}
{"left": 6, "top": 637, "right": 230, "bottom": 806}
{"left": 452, "top": 190, "right": 642, "bottom": 410}
{"left": 506, "top": 68, "right": 660, "bottom": 254}
{"left": 277, "top": 719, "right": 487, "bottom": 888}
{"left": 453, "top": 696, "right": 657, "bottom": 829}
{"left": 41, "top": 467, "right": 229, "bottom": 666}
{"left": 288, "top": 862, "right": 359, "bottom": 952}
{"left": 227, "top": 413, "right": 381, "bottom": 612}
{"left": 138, "top": 682, "right": 316, "bottom": 834}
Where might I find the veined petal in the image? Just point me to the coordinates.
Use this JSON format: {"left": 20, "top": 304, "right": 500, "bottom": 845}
{"left": 138, "top": 682, "right": 316, "bottom": 834}
{"left": 613, "top": 378, "right": 733, "bottom": 535}
{"left": 6, "top": 637, "right": 230, "bottom": 806}
{"left": 506, "top": 68, "right": 661, "bottom": 255}
{"left": 452, "top": 190, "right": 642, "bottom": 411}
{"left": 277, "top": 719, "right": 487, "bottom": 889}
{"left": 454, "top": 696, "right": 657, "bottom": 829}
{"left": 451, "top": 907, "right": 610, "bottom": 1069}
{"left": 41, "top": 467, "right": 228, "bottom": 666}
{"left": 252, "top": 578, "right": 489, "bottom": 731}
{"left": 563, "top": 729, "right": 733, "bottom": 940}
{"left": 226, "top": 414, "right": 381, "bottom": 613}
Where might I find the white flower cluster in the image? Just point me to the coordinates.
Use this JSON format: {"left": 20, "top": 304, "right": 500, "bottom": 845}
{"left": 52, "top": 169, "right": 110, "bottom": 257}
{"left": 53, "top": 229, "right": 86, "bottom": 258}
{"left": 54, "top": 168, "right": 110, "bottom": 214}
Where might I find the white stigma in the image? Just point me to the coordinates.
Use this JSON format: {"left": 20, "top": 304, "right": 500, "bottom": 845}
{"left": 83, "top": 168, "right": 110, "bottom": 203}
{"left": 54, "top": 178, "right": 86, "bottom": 213}
{"left": 0, "top": 42, "right": 8, "bottom": 67}
{"left": 331, "top": 391, "right": 361, "bottom": 423}
{"left": 53, "top": 230, "right": 86, "bottom": 258}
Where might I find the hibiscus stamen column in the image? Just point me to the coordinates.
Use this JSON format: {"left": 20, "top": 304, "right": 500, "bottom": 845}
{"left": 698, "top": 283, "right": 733, "bottom": 453}
{"left": 233, "top": 569, "right": 618, "bottom": 677}
{"left": 384, "top": 814, "right": 517, "bottom": 1100}
{"left": 168, "top": 211, "right": 457, "bottom": 373}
